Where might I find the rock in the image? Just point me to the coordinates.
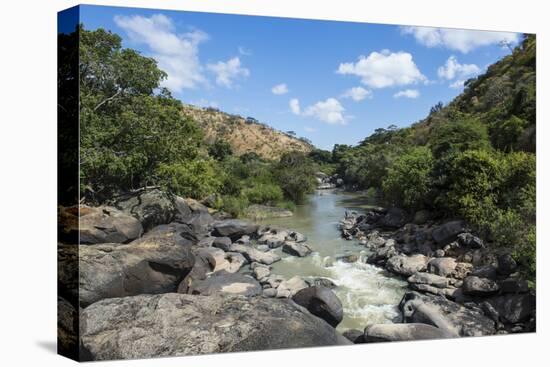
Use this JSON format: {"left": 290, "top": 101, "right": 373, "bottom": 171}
{"left": 258, "top": 232, "right": 288, "bottom": 248}
{"left": 81, "top": 293, "right": 348, "bottom": 360}
{"left": 262, "top": 274, "right": 285, "bottom": 289}
{"left": 175, "top": 197, "right": 214, "bottom": 234}
{"left": 212, "top": 220, "right": 259, "bottom": 241}
{"left": 367, "top": 244, "right": 397, "bottom": 265}
{"left": 60, "top": 223, "right": 195, "bottom": 307}
{"left": 365, "top": 231, "right": 386, "bottom": 247}
{"left": 486, "top": 293, "right": 536, "bottom": 324}
{"left": 342, "top": 329, "right": 365, "bottom": 343}
{"left": 432, "top": 220, "right": 467, "bottom": 245}
{"left": 462, "top": 276, "right": 500, "bottom": 296}
{"left": 229, "top": 243, "right": 281, "bottom": 265}
{"left": 262, "top": 288, "right": 277, "bottom": 297}
{"left": 386, "top": 254, "right": 429, "bottom": 276}
{"left": 471, "top": 265, "right": 498, "bottom": 280}
{"left": 498, "top": 278, "right": 529, "bottom": 294}
{"left": 286, "top": 231, "right": 307, "bottom": 243}
{"left": 480, "top": 301, "right": 500, "bottom": 322}
{"left": 453, "top": 262, "right": 474, "bottom": 280}
{"left": 497, "top": 254, "right": 518, "bottom": 276}
{"left": 364, "top": 323, "right": 452, "bottom": 342}
{"left": 337, "top": 254, "right": 359, "bottom": 263}
{"left": 244, "top": 204, "right": 293, "bottom": 220}
{"left": 282, "top": 241, "right": 312, "bottom": 257}
{"left": 408, "top": 283, "right": 459, "bottom": 298}
{"left": 311, "top": 278, "right": 337, "bottom": 289}
{"left": 407, "top": 272, "right": 449, "bottom": 289}
{"left": 379, "top": 208, "right": 408, "bottom": 228}
{"left": 235, "top": 235, "right": 250, "bottom": 245}
{"left": 434, "top": 249, "right": 445, "bottom": 258}
{"left": 292, "top": 286, "right": 344, "bottom": 327}
{"left": 427, "top": 257, "right": 457, "bottom": 277}
{"left": 58, "top": 205, "right": 143, "bottom": 244}
{"left": 113, "top": 188, "right": 178, "bottom": 232}
{"left": 277, "top": 276, "right": 308, "bottom": 298}
{"left": 251, "top": 263, "right": 271, "bottom": 281}
{"left": 57, "top": 297, "right": 78, "bottom": 359}
{"left": 457, "top": 233, "right": 484, "bottom": 249}
{"left": 413, "top": 210, "right": 432, "bottom": 225}
{"left": 400, "top": 291, "right": 496, "bottom": 336}
{"left": 201, "top": 248, "right": 246, "bottom": 274}
{"left": 188, "top": 271, "right": 262, "bottom": 297}
{"left": 212, "top": 236, "right": 232, "bottom": 251}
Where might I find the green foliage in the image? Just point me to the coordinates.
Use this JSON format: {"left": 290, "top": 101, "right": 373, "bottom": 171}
{"left": 208, "top": 139, "right": 233, "bottom": 161}
{"left": 219, "top": 195, "right": 249, "bottom": 218}
{"left": 382, "top": 147, "right": 434, "bottom": 210}
{"left": 489, "top": 115, "right": 528, "bottom": 152}
{"left": 274, "top": 152, "right": 317, "bottom": 203}
{"left": 243, "top": 183, "right": 284, "bottom": 205}
{"left": 156, "top": 159, "right": 222, "bottom": 199}
{"left": 429, "top": 117, "right": 490, "bottom": 159}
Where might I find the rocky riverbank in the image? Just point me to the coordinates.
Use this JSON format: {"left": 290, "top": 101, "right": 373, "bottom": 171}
{"left": 58, "top": 188, "right": 351, "bottom": 361}
{"left": 58, "top": 188, "right": 535, "bottom": 360}
{"left": 338, "top": 207, "right": 536, "bottom": 341}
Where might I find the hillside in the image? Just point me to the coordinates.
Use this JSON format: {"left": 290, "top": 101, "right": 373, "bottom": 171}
{"left": 181, "top": 104, "right": 314, "bottom": 160}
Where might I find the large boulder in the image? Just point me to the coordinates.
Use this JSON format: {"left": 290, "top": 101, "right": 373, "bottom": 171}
{"left": 400, "top": 291, "right": 496, "bottom": 337}
{"left": 113, "top": 188, "right": 178, "bottom": 232}
{"left": 200, "top": 247, "right": 247, "bottom": 274}
{"left": 486, "top": 293, "right": 536, "bottom": 324}
{"left": 188, "top": 271, "right": 262, "bottom": 297}
{"left": 457, "top": 233, "right": 484, "bottom": 249}
{"left": 212, "top": 220, "right": 259, "bottom": 241}
{"left": 282, "top": 242, "right": 312, "bottom": 257}
{"left": 379, "top": 208, "right": 408, "bottom": 228}
{"left": 407, "top": 272, "right": 450, "bottom": 289}
{"left": 386, "top": 254, "right": 429, "bottom": 276}
{"left": 427, "top": 257, "right": 457, "bottom": 277}
{"left": 497, "top": 254, "right": 518, "bottom": 276}
{"left": 364, "top": 323, "right": 452, "bottom": 342}
{"left": 432, "top": 220, "right": 467, "bottom": 245}
{"left": 462, "top": 276, "right": 499, "bottom": 296}
{"left": 58, "top": 205, "right": 143, "bottom": 244}
{"left": 57, "top": 297, "right": 78, "bottom": 359}
{"left": 59, "top": 223, "right": 195, "bottom": 307}
{"left": 175, "top": 197, "right": 214, "bottom": 235}
{"left": 80, "top": 293, "right": 349, "bottom": 360}
{"left": 292, "top": 286, "right": 344, "bottom": 327}
{"left": 229, "top": 243, "right": 281, "bottom": 265}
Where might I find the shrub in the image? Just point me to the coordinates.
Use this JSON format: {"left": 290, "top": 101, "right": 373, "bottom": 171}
{"left": 382, "top": 147, "right": 434, "bottom": 210}
{"left": 220, "top": 195, "right": 249, "bottom": 217}
{"left": 156, "top": 159, "right": 222, "bottom": 200}
{"left": 243, "top": 183, "right": 284, "bottom": 205}
{"left": 274, "top": 152, "right": 317, "bottom": 203}
{"left": 429, "top": 118, "right": 490, "bottom": 159}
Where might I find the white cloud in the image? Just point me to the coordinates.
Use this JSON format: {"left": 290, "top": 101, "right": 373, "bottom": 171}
{"left": 449, "top": 80, "right": 466, "bottom": 89}
{"left": 207, "top": 57, "right": 250, "bottom": 88}
{"left": 401, "top": 26, "right": 519, "bottom": 53}
{"left": 289, "top": 98, "right": 301, "bottom": 115}
{"left": 114, "top": 14, "right": 208, "bottom": 92}
{"left": 437, "top": 56, "right": 480, "bottom": 80}
{"left": 238, "top": 46, "right": 252, "bottom": 56}
{"left": 304, "top": 126, "right": 317, "bottom": 132}
{"left": 393, "top": 89, "right": 420, "bottom": 99}
{"left": 342, "top": 86, "right": 372, "bottom": 101}
{"left": 304, "top": 98, "right": 347, "bottom": 125}
{"left": 337, "top": 50, "right": 426, "bottom": 88}
{"left": 271, "top": 83, "right": 289, "bottom": 95}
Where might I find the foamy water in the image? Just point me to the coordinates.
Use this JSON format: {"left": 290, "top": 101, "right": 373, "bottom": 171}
{"left": 257, "top": 190, "right": 407, "bottom": 332}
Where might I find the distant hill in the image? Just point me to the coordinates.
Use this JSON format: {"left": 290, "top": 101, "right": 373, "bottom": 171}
{"left": 181, "top": 104, "right": 314, "bottom": 160}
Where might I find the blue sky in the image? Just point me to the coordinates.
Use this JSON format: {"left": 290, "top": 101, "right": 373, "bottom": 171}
{"left": 78, "top": 5, "right": 520, "bottom": 150}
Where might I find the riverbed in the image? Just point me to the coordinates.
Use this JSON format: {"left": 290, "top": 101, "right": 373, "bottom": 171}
{"left": 258, "top": 189, "right": 407, "bottom": 332}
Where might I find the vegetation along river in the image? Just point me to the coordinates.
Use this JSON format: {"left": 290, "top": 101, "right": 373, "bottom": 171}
{"left": 258, "top": 189, "right": 407, "bottom": 332}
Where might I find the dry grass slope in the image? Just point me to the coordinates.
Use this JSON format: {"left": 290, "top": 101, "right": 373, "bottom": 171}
{"left": 182, "top": 104, "right": 313, "bottom": 160}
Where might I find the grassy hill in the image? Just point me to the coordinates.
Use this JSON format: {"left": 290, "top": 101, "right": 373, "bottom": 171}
{"left": 181, "top": 104, "right": 314, "bottom": 161}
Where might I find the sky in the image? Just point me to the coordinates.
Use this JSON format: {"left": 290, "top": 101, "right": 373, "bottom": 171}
{"left": 77, "top": 5, "right": 521, "bottom": 150}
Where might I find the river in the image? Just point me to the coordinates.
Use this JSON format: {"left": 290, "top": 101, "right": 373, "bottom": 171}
{"left": 258, "top": 189, "right": 407, "bottom": 332}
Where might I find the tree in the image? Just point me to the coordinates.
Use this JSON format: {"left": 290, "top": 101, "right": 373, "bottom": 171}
{"left": 274, "top": 152, "right": 317, "bottom": 203}
{"left": 208, "top": 139, "right": 233, "bottom": 161}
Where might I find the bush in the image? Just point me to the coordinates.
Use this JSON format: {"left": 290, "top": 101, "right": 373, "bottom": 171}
{"left": 243, "top": 183, "right": 284, "bottom": 205}
{"left": 274, "top": 152, "right": 317, "bottom": 203}
{"left": 156, "top": 159, "right": 222, "bottom": 200}
{"left": 382, "top": 147, "right": 434, "bottom": 210}
{"left": 220, "top": 195, "right": 249, "bottom": 217}
{"left": 429, "top": 118, "right": 490, "bottom": 159}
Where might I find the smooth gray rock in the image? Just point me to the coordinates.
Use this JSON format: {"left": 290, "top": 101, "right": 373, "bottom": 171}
{"left": 462, "top": 276, "right": 499, "bottom": 296}
{"left": 497, "top": 254, "right": 518, "bottom": 276}
{"left": 292, "top": 286, "right": 344, "bottom": 327}
{"left": 113, "top": 189, "right": 178, "bottom": 232}
{"left": 80, "top": 293, "right": 348, "bottom": 360}
{"left": 60, "top": 223, "right": 195, "bottom": 307}
{"left": 213, "top": 220, "right": 259, "bottom": 241}
{"left": 499, "top": 278, "right": 529, "bottom": 294}
{"left": 364, "top": 323, "right": 452, "bottom": 342}
{"left": 188, "top": 271, "right": 262, "bottom": 296}
{"left": 58, "top": 297, "right": 78, "bottom": 359}
{"left": 380, "top": 207, "right": 408, "bottom": 228}
{"left": 471, "top": 265, "right": 498, "bottom": 280}
{"left": 457, "top": 233, "right": 484, "bottom": 249}
{"left": 400, "top": 291, "right": 496, "bottom": 337}
{"left": 408, "top": 272, "right": 450, "bottom": 289}
{"left": 282, "top": 241, "right": 312, "bottom": 257}
{"left": 175, "top": 197, "right": 214, "bottom": 234}
{"left": 229, "top": 243, "right": 281, "bottom": 265}
{"left": 486, "top": 293, "right": 536, "bottom": 324}
{"left": 59, "top": 205, "right": 143, "bottom": 244}
{"left": 427, "top": 257, "right": 457, "bottom": 277}
{"left": 277, "top": 276, "right": 308, "bottom": 298}
{"left": 212, "top": 236, "right": 233, "bottom": 251}
{"left": 432, "top": 220, "right": 466, "bottom": 245}
{"left": 386, "top": 254, "right": 429, "bottom": 276}
{"left": 342, "top": 329, "right": 365, "bottom": 343}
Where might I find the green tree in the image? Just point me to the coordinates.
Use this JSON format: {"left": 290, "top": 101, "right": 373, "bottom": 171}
{"left": 274, "top": 152, "right": 317, "bottom": 203}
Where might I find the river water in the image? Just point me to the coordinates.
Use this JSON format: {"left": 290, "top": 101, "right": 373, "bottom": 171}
{"left": 258, "top": 189, "right": 407, "bottom": 332}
